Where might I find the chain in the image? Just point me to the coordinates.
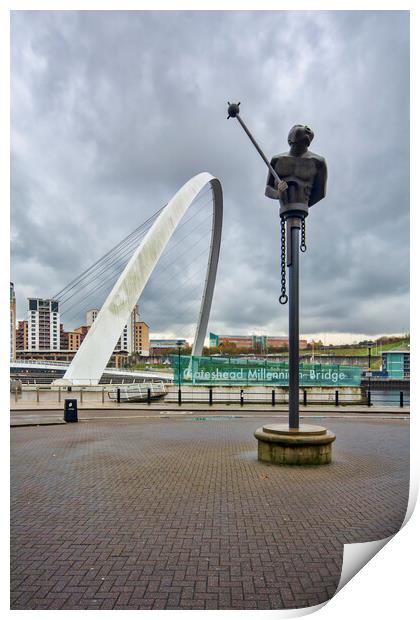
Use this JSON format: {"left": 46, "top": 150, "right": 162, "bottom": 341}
{"left": 300, "top": 217, "right": 307, "bottom": 252}
{"left": 279, "top": 216, "right": 288, "bottom": 304}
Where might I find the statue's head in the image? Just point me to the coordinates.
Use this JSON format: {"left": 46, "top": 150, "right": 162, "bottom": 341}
{"left": 287, "top": 125, "right": 314, "bottom": 148}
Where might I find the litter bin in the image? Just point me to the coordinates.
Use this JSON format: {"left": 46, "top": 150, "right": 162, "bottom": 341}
{"left": 64, "top": 398, "right": 78, "bottom": 423}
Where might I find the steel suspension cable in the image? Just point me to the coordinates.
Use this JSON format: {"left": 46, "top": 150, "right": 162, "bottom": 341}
{"left": 60, "top": 206, "right": 212, "bottom": 314}
{"left": 61, "top": 193, "right": 213, "bottom": 324}
{"left": 56, "top": 187, "right": 212, "bottom": 304}
{"left": 53, "top": 205, "right": 165, "bottom": 299}
{"left": 62, "top": 214, "right": 212, "bottom": 322}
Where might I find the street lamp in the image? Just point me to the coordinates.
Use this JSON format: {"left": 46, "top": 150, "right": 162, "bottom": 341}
{"left": 176, "top": 340, "right": 183, "bottom": 404}
{"left": 367, "top": 341, "right": 374, "bottom": 405}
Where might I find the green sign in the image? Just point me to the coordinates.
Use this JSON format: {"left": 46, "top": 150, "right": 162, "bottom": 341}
{"left": 171, "top": 355, "right": 362, "bottom": 387}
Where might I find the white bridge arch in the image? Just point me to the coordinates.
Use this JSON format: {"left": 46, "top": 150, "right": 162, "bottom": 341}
{"left": 62, "top": 173, "right": 223, "bottom": 385}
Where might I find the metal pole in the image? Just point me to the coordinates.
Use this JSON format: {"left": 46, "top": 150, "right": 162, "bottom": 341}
{"left": 177, "top": 345, "right": 182, "bottom": 406}
{"left": 236, "top": 115, "right": 283, "bottom": 186}
{"left": 288, "top": 221, "right": 300, "bottom": 429}
{"left": 227, "top": 102, "right": 287, "bottom": 191}
{"left": 178, "top": 346, "right": 181, "bottom": 390}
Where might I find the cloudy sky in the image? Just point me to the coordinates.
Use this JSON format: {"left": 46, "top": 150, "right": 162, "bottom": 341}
{"left": 10, "top": 10, "right": 409, "bottom": 344}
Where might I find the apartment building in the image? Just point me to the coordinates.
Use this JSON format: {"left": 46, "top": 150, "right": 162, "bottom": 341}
{"left": 27, "top": 298, "right": 60, "bottom": 351}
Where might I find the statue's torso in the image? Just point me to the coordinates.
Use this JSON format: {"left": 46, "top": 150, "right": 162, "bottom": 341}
{"left": 274, "top": 153, "right": 318, "bottom": 206}
{"left": 267, "top": 150, "right": 327, "bottom": 208}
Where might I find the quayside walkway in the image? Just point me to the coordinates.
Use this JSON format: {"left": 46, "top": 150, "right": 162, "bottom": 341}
{"left": 11, "top": 412, "right": 409, "bottom": 610}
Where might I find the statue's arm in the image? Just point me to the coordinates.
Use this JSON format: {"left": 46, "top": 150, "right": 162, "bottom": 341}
{"left": 265, "top": 158, "right": 279, "bottom": 199}
{"left": 309, "top": 157, "right": 328, "bottom": 207}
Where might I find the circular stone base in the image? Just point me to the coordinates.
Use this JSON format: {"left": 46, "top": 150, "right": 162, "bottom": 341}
{"left": 254, "top": 423, "right": 336, "bottom": 466}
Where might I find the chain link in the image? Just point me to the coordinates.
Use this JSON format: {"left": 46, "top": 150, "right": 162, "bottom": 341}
{"left": 279, "top": 216, "right": 288, "bottom": 304}
{"left": 300, "top": 217, "right": 307, "bottom": 252}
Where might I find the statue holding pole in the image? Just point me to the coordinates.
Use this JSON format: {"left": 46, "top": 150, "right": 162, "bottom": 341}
{"left": 227, "top": 102, "right": 335, "bottom": 465}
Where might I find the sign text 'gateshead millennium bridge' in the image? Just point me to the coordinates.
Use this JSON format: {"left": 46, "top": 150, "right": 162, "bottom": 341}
{"left": 171, "top": 356, "right": 362, "bottom": 387}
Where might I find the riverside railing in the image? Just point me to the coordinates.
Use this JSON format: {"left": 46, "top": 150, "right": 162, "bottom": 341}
{"left": 164, "top": 388, "right": 409, "bottom": 408}
{"left": 11, "top": 385, "right": 409, "bottom": 408}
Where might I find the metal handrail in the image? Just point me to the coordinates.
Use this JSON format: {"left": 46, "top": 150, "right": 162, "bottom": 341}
{"left": 12, "top": 359, "right": 70, "bottom": 367}
{"left": 107, "top": 382, "right": 166, "bottom": 402}
{"left": 163, "top": 387, "right": 410, "bottom": 407}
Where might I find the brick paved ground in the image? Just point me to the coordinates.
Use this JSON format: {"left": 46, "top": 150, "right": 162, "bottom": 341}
{"left": 10, "top": 416, "right": 409, "bottom": 610}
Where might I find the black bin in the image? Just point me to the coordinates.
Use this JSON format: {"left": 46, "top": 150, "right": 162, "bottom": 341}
{"left": 64, "top": 398, "right": 78, "bottom": 423}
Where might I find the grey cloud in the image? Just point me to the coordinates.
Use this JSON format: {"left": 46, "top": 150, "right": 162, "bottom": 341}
{"left": 11, "top": 10, "right": 409, "bottom": 341}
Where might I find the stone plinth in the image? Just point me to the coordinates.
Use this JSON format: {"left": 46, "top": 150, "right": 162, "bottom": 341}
{"left": 254, "top": 423, "right": 336, "bottom": 465}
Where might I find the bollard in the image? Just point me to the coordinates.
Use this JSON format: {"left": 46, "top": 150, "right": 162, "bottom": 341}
{"left": 367, "top": 390, "right": 372, "bottom": 407}
{"left": 80, "top": 388, "right": 83, "bottom": 404}
{"left": 15, "top": 386, "right": 18, "bottom": 403}
{"left": 271, "top": 389, "right": 275, "bottom": 407}
{"left": 240, "top": 389, "right": 244, "bottom": 406}
{"left": 147, "top": 387, "right": 151, "bottom": 404}
{"left": 117, "top": 388, "right": 121, "bottom": 403}
{"left": 64, "top": 398, "right": 78, "bottom": 423}
{"left": 209, "top": 388, "right": 213, "bottom": 406}
{"left": 400, "top": 391, "right": 404, "bottom": 408}
{"left": 36, "top": 387, "right": 39, "bottom": 403}
{"left": 102, "top": 386, "right": 105, "bottom": 403}
{"left": 58, "top": 387, "right": 61, "bottom": 403}
{"left": 303, "top": 389, "right": 307, "bottom": 406}
{"left": 178, "top": 389, "right": 182, "bottom": 406}
{"left": 335, "top": 390, "right": 339, "bottom": 407}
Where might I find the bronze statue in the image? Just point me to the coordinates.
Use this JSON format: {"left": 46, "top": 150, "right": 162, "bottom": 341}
{"left": 265, "top": 125, "right": 327, "bottom": 212}
{"left": 227, "top": 103, "right": 329, "bottom": 434}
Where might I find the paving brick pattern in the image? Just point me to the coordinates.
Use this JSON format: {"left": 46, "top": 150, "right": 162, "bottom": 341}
{"left": 11, "top": 416, "right": 409, "bottom": 609}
